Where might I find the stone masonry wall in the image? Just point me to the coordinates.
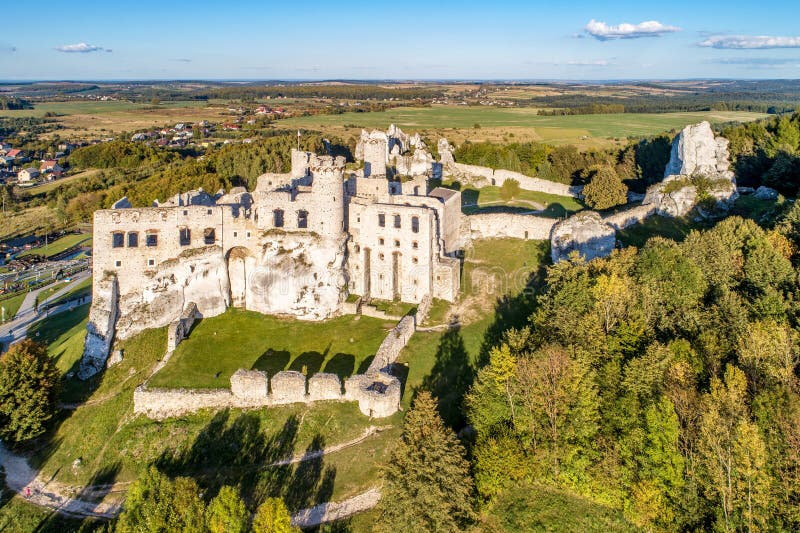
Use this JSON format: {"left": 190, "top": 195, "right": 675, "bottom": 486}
{"left": 446, "top": 163, "right": 583, "bottom": 198}
{"left": 368, "top": 315, "right": 416, "bottom": 373}
{"left": 467, "top": 213, "right": 556, "bottom": 241}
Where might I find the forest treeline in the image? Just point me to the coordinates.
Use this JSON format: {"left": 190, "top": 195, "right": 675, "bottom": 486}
{"left": 44, "top": 131, "right": 348, "bottom": 223}
{"left": 465, "top": 203, "right": 800, "bottom": 531}
{"left": 453, "top": 136, "right": 671, "bottom": 189}
{"left": 199, "top": 84, "right": 444, "bottom": 101}
{"left": 0, "top": 97, "right": 32, "bottom": 110}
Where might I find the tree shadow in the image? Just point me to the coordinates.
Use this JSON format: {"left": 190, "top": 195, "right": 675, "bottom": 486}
{"left": 153, "top": 410, "right": 337, "bottom": 513}
{"left": 420, "top": 320, "right": 475, "bottom": 429}
{"left": 251, "top": 349, "right": 291, "bottom": 375}
{"left": 289, "top": 351, "right": 325, "bottom": 376}
{"left": 323, "top": 353, "right": 355, "bottom": 379}
{"left": 356, "top": 356, "right": 374, "bottom": 374}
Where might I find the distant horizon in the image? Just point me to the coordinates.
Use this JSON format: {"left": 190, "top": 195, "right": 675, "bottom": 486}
{"left": 2, "top": 77, "right": 800, "bottom": 85}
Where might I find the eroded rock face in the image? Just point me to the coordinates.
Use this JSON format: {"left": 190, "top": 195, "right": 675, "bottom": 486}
{"left": 664, "top": 121, "right": 734, "bottom": 181}
{"left": 550, "top": 211, "right": 616, "bottom": 263}
{"left": 244, "top": 234, "right": 346, "bottom": 321}
{"left": 115, "top": 246, "right": 230, "bottom": 340}
{"left": 643, "top": 176, "right": 700, "bottom": 217}
{"left": 79, "top": 274, "right": 119, "bottom": 379}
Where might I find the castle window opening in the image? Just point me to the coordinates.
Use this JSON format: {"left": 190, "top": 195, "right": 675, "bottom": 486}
{"left": 179, "top": 228, "right": 191, "bottom": 246}
{"left": 297, "top": 210, "right": 308, "bottom": 229}
{"left": 146, "top": 232, "right": 159, "bottom": 247}
{"left": 183, "top": 210, "right": 188, "bottom": 216}
{"left": 204, "top": 228, "right": 216, "bottom": 245}
{"left": 233, "top": 231, "right": 238, "bottom": 238}
{"left": 207, "top": 209, "right": 213, "bottom": 215}
{"left": 246, "top": 231, "right": 251, "bottom": 239}
{"left": 112, "top": 232, "right": 124, "bottom": 248}
{"left": 394, "top": 239, "right": 400, "bottom": 247}
{"left": 147, "top": 258, "right": 155, "bottom": 267}
{"left": 127, "top": 232, "right": 139, "bottom": 248}
{"left": 273, "top": 209, "right": 284, "bottom": 227}
{"left": 379, "top": 253, "right": 385, "bottom": 260}
{"left": 379, "top": 238, "right": 385, "bottom": 246}
{"left": 393, "top": 214, "right": 401, "bottom": 229}
{"left": 378, "top": 213, "right": 385, "bottom": 227}
{"left": 354, "top": 244, "right": 360, "bottom": 253}
{"left": 115, "top": 260, "right": 122, "bottom": 267}
{"left": 412, "top": 241, "right": 418, "bottom": 249}
{"left": 411, "top": 216, "right": 419, "bottom": 233}
{"left": 412, "top": 257, "right": 418, "bottom": 264}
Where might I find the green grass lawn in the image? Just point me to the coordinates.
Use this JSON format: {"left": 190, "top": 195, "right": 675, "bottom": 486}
{"left": 462, "top": 238, "right": 550, "bottom": 300}
{"left": 27, "top": 303, "right": 89, "bottom": 375}
{"left": 281, "top": 106, "right": 767, "bottom": 144}
{"left": 149, "top": 309, "right": 391, "bottom": 389}
{"left": 17, "top": 233, "right": 91, "bottom": 259}
{"left": 47, "top": 276, "right": 92, "bottom": 307}
{"left": 34, "top": 280, "right": 71, "bottom": 307}
{"left": 0, "top": 291, "right": 28, "bottom": 321}
{"left": 368, "top": 299, "right": 417, "bottom": 317}
{"left": 23, "top": 320, "right": 400, "bottom": 513}
{"left": 442, "top": 181, "right": 584, "bottom": 217}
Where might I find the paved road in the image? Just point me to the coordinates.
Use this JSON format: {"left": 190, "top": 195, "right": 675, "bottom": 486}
{"left": 0, "top": 270, "right": 92, "bottom": 349}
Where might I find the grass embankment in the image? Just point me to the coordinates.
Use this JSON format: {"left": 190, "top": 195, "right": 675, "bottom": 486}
{"left": 0, "top": 291, "right": 27, "bottom": 320}
{"left": 0, "top": 206, "right": 65, "bottom": 241}
{"left": 17, "top": 233, "right": 91, "bottom": 259}
{"left": 21, "top": 308, "right": 401, "bottom": 516}
{"left": 282, "top": 107, "right": 767, "bottom": 147}
{"left": 441, "top": 181, "right": 584, "bottom": 217}
{"left": 149, "top": 309, "right": 391, "bottom": 389}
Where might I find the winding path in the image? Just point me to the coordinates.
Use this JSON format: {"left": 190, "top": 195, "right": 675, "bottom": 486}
{"left": 0, "top": 426, "right": 387, "bottom": 525}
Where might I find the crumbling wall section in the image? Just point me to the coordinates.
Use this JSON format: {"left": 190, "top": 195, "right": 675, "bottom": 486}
{"left": 467, "top": 213, "right": 556, "bottom": 241}
{"left": 166, "top": 302, "right": 200, "bottom": 352}
{"left": 446, "top": 163, "right": 583, "bottom": 198}
{"left": 79, "top": 273, "right": 119, "bottom": 380}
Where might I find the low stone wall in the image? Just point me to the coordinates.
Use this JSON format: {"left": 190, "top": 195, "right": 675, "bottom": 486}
{"left": 603, "top": 204, "right": 657, "bottom": 230}
{"left": 166, "top": 302, "right": 200, "bottom": 352}
{"left": 359, "top": 304, "right": 402, "bottom": 321}
{"left": 134, "top": 366, "right": 401, "bottom": 420}
{"left": 368, "top": 315, "right": 415, "bottom": 373}
{"left": 447, "top": 163, "right": 582, "bottom": 198}
{"left": 416, "top": 295, "right": 433, "bottom": 325}
{"left": 467, "top": 213, "right": 556, "bottom": 241}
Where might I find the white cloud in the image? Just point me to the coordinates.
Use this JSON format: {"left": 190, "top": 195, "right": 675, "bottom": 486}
{"left": 698, "top": 35, "right": 800, "bottom": 49}
{"left": 710, "top": 57, "right": 800, "bottom": 68}
{"left": 55, "top": 42, "right": 111, "bottom": 53}
{"left": 584, "top": 19, "right": 680, "bottom": 40}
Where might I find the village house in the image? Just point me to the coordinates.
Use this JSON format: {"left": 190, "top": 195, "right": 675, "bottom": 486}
{"left": 17, "top": 167, "right": 40, "bottom": 182}
{"left": 40, "top": 159, "right": 64, "bottom": 178}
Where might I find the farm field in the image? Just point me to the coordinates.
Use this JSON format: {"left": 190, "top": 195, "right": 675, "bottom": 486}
{"left": 0, "top": 99, "right": 235, "bottom": 138}
{"left": 149, "top": 309, "right": 392, "bottom": 389}
{"left": 282, "top": 106, "right": 768, "bottom": 147}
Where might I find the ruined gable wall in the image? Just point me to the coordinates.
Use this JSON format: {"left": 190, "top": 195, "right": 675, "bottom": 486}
{"left": 447, "top": 163, "right": 583, "bottom": 198}
{"left": 467, "top": 213, "right": 556, "bottom": 241}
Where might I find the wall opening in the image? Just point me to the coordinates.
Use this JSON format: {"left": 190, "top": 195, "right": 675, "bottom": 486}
{"left": 179, "top": 227, "right": 191, "bottom": 246}
{"left": 273, "top": 209, "right": 284, "bottom": 227}
{"left": 204, "top": 227, "right": 216, "bottom": 244}
{"left": 298, "top": 210, "right": 308, "bottom": 229}
{"left": 127, "top": 232, "right": 139, "bottom": 247}
{"left": 112, "top": 232, "right": 124, "bottom": 248}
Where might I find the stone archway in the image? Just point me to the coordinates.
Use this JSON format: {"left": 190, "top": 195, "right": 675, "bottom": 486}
{"left": 226, "top": 246, "right": 256, "bottom": 308}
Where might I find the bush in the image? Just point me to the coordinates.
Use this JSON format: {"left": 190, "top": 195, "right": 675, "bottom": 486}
{"left": 499, "top": 178, "right": 521, "bottom": 201}
{"left": 582, "top": 165, "right": 628, "bottom": 210}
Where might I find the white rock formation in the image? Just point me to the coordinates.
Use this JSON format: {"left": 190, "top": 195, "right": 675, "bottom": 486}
{"left": 438, "top": 138, "right": 455, "bottom": 165}
{"left": 79, "top": 274, "right": 119, "bottom": 379}
{"left": 664, "top": 121, "right": 734, "bottom": 181}
{"left": 550, "top": 211, "right": 616, "bottom": 263}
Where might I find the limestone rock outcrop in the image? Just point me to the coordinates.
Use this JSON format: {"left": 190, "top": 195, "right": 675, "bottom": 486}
{"left": 438, "top": 138, "right": 455, "bottom": 165}
{"left": 664, "top": 121, "right": 734, "bottom": 181}
{"left": 79, "top": 274, "right": 119, "bottom": 379}
{"left": 550, "top": 211, "right": 616, "bottom": 263}
{"left": 115, "top": 246, "right": 230, "bottom": 340}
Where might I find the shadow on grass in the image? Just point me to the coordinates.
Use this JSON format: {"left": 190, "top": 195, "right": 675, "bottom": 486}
{"left": 251, "top": 349, "right": 291, "bottom": 375}
{"left": 324, "top": 353, "right": 355, "bottom": 379}
{"left": 289, "top": 351, "right": 326, "bottom": 376}
{"left": 154, "top": 410, "right": 335, "bottom": 512}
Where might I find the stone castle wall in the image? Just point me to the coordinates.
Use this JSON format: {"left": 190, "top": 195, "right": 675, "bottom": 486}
{"left": 446, "top": 163, "right": 583, "bottom": 198}
{"left": 467, "top": 213, "right": 556, "bottom": 241}
{"left": 368, "top": 315, "right": 416, "bottom": 373}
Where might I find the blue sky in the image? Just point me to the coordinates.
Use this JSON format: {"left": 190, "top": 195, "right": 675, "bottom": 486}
{"left": 1, "top": 0, "right": 799, "bottom": 80}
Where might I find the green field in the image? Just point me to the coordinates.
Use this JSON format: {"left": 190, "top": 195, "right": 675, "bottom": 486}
{"left": 149, "top": 309, "right": 391, "bottom": 389}
{"left": 281, "top": 106, "right": 767, "bottom": 145}
{"left": 444, "top": 182, "right": 584, "bottom": 217}
{"left": 27, "top": 303, "right": 90, "bottom": 374}
{"left": 0, "top": 291, "right": 27, "bottom": 320}
{"left": 0, "top": 99, "right": 211, "bottom": 118}
{"left": 17, "top": 233, "right": 91, "bottom": 258}
{"left": 47, "top": 276, "right": 92, "bottom": 307}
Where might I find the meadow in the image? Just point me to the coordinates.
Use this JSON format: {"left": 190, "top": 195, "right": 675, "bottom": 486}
{"left": 148, "top": 309, "right": 392, "bottom": 389}
{"left": 282, "top": 106, "right": 768, "bottom": 147}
